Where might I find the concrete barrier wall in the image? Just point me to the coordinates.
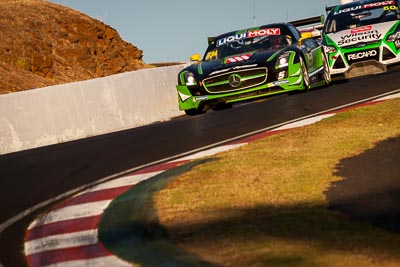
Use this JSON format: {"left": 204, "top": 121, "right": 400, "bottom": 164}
{"left": 0, "top": 64, "right": 189, "bottom": 155}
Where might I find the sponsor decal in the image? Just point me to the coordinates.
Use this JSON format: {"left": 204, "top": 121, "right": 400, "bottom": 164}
{"left": 206, "top": 50, "right": 218, "bottom": 61}
{"left": 350, "top": 25, "right": 372, "bottom": 34}
{"left": 272, "top": 80, "right": 289, "bottom": 85}
{"left": 338, "top": 29, "right": 382, "bottom": 46}
{"left": 209, "top": 64, "right": 258, "bottom": 76}
{"left": 225, "top": 54, "right": 252, "bottom": 64}
{"left": 363, "top": 0, "right": 395, "bottom": 8}
{"left": 233, "top": 63, "right": 258, "bottom": 70}
{"left": 334, "top": 0, "right": 395, "bottom": 15}
{"left": 194, "top": 96, "right": 208, "bottom": 101}
{"left": 217, "top": 28, "right": 280, "bottom": 47}
{"left": 248, "top": 28, "right": 280, "bottom": 37}
{"left": 277, "top": 71, "right": 286, "bottom": 80}
{"left": 347, "top": 49, "right": 377, "bottom": 61}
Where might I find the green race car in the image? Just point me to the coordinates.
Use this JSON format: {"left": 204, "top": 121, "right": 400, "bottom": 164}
{"left": 176, "top": 22, "right": 330, "bottom": 115}
{"left": 322, "top": 0, "right": 400, "bottom": 80}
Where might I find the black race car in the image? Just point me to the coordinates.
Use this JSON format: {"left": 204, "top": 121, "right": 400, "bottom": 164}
{"left": 176, "top": 22, "right": 330, "bottom": 115}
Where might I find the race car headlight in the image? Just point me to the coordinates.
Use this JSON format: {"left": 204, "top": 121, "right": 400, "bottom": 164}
{"left": 183, "top": 72, "right": 197, "bottom": 86}
{"left": 276, "top": 52, "right": 290, "bottom": 68}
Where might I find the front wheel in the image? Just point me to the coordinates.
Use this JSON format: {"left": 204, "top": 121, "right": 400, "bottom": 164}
{"left": 322, "top": 54, "right": 331, "bottom": 86}
{"left": 300, "top": 57, "right": 310, "bottom": 90}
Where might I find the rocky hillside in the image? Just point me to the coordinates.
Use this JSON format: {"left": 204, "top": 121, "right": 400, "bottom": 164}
{"left": 0, "top": 0, "right": 151, "bottom": 94}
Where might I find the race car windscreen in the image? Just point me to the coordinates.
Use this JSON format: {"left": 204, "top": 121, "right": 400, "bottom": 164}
{"left": 325, "top": 1, "right": 400, "bottom": 33}
{"left": 203, "top": 28, "right": 293, "bottom": 61}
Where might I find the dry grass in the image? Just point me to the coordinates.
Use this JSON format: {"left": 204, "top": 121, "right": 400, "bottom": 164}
{"left": 154, "top": 98, "right": 400, "bottom": 267}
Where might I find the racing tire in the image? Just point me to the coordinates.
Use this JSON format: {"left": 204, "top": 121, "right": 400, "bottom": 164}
{"left": 300, "top": 57, "right": 310, "bottom": 90}
{"left": 322, "top": 54, "right": 331, "bottom": 86}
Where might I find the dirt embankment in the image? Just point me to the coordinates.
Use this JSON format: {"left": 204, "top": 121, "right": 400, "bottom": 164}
{"left": 0, "top": 0, "right": 151, "bottom": 94}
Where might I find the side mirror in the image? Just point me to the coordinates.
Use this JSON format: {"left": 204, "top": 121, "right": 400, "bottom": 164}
{"left": 300, "top": 32, "right": 313, "bottom": 41}
{"left": 190, "top": 54, "right": 201, "bottom": 62}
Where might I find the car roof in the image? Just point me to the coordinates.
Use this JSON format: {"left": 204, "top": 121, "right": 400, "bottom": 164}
{"left": 335, "top": 0, "right": 399, "bottom": 10}
{"left": 327, "top": 0, "right": 400, "bottom": 18}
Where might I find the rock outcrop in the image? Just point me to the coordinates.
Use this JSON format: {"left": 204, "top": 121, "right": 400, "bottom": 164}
{"left": 0, "top": 0, "right": 151, "bottom": 94}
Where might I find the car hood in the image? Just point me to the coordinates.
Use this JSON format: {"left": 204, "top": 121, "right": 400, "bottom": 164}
{"left": 187, "top": 49, "right": 285, "bottom": 79}
{"left": 326, "top": 21, "right": 397, "bottom": 47}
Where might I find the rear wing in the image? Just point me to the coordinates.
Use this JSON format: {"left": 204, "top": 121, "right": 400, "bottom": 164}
{"left": 207, "top": 36, "right": 215, "bottom": 46}
{"left": 289, "top": 15, "right": 324, "bottom": 39}
{"left": 290, "top": 15, "right": 324, "bottom": 28}
{"left": 325, "top": 5, "right": 337, "bottom": 14}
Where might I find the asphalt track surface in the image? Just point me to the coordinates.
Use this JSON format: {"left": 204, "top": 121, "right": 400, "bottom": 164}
{"left": 1, "top": 70, "right": 400, "bottom": 266}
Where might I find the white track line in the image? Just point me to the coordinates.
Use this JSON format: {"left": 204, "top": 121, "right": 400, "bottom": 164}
{"left": 82, "top": 171, "right": 162, "bottom": 193}
{"left": 28, "top": 200, "right": 111, "bottom": 230}
{"left": 275, "top": 114, "right": 336, "bottom": 130}
{"left": 41, "top": 256, "right": 135, "bottom": 267}
{"left": 170, "top": 143, "right": 247, "bottom": 162}
{"left": 25, "top": 229, "right": 98, "bottom": 255}
{"left": 376, "top": 92, "right": 400, "bottom": 101}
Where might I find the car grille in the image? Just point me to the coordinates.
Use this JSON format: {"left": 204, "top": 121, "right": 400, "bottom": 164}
{"left": 344, "top": 48, "right": 379, "bottom": 66}
{"left": 202, "top": 67, "right": 268, "bottom": 93}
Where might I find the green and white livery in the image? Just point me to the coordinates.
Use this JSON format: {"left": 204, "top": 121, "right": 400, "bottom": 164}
{"left": 322, "top": 0, "right": 400, "bottom": 80}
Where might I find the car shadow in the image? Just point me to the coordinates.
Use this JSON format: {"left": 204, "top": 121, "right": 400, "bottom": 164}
{"left": 325, "top": 135, "right": 400, "bottom": 232}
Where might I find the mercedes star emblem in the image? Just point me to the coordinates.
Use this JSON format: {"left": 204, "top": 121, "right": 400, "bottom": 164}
{"left": 229, "top": 74, "right": 242, "bottom": 88}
